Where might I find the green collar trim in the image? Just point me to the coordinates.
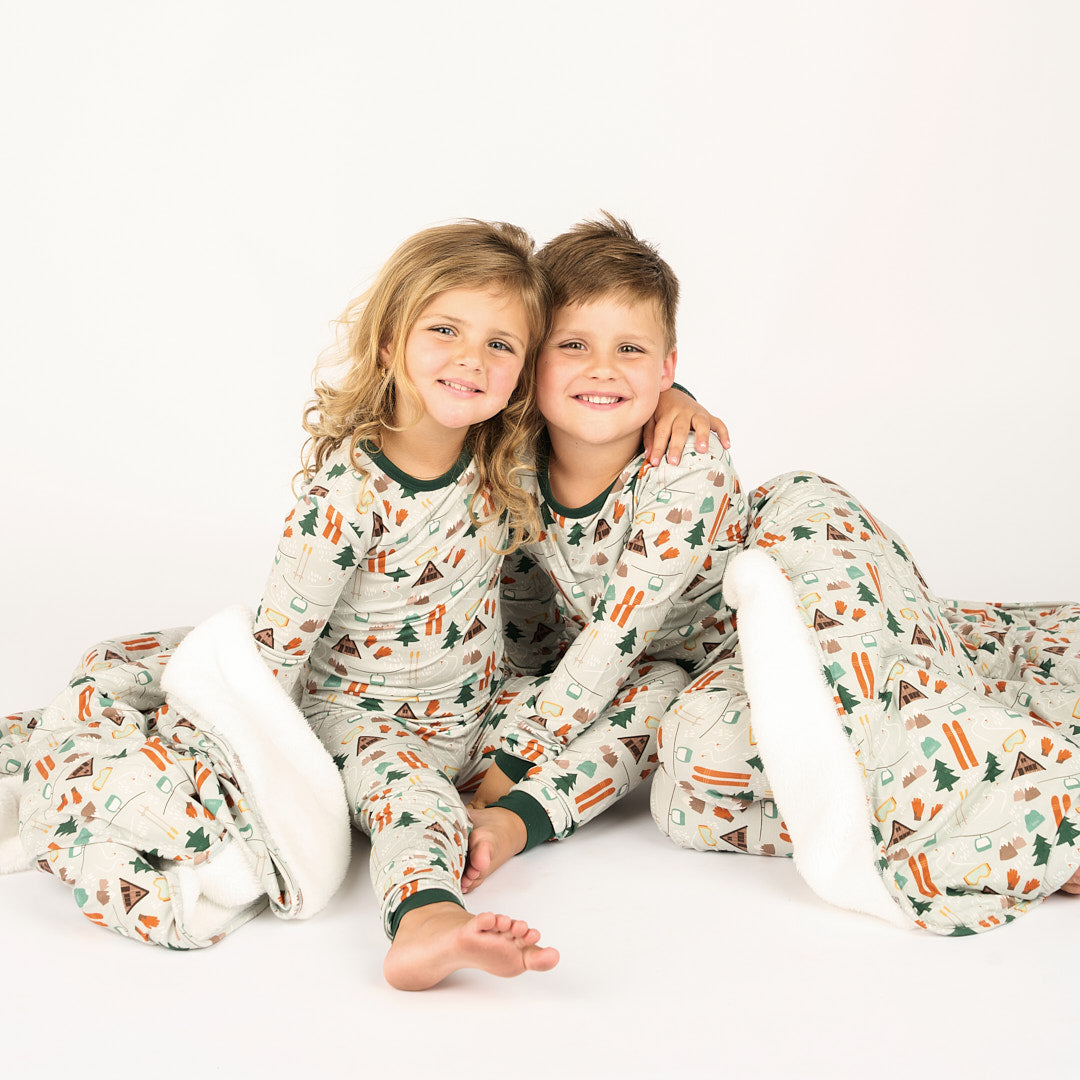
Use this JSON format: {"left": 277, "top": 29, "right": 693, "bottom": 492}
{"left": 537, "top": 441, "right": 621, "bottom": 519}
{"left": 362, "top": 442, "right": 471, "bottom": 491}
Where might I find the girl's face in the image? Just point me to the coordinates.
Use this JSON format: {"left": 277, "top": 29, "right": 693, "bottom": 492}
{"left": 384, "top": 287, "right": 530, "bottom": 438}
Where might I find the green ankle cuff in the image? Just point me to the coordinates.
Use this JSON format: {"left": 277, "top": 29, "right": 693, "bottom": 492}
{"left": 389, "top": 888, "right": 463, "bottom": 939}
{"left": 494, "top": 749, "right": 534, "bottom": 783}
{"left": 490, "top": 790, "right": 555, "bottom": 851}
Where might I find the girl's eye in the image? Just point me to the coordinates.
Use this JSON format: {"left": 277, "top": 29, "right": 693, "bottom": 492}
{"left": 430, "top": 325, "right": 455, "bottom": 336}
{"left": 559, "top": 341, "right": 585, "bottom": 350}
{"left": 489, "top": 340, "right": 513, "bottom": 352}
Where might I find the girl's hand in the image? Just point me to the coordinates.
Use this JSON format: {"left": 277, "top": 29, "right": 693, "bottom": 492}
{"left": 645, "top": 386, "right": 731, "bottom": 466}
{"left": 468, "top": 762, "right": 515, "bottom": 810}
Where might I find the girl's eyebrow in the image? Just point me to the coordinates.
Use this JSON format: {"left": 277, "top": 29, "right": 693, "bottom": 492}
{"left": 425, "top": 313, "right": 525, "bottom": 349}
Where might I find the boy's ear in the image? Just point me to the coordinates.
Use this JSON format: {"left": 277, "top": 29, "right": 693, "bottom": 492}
{"left": 659, "top": 347, "right": 678, "bottom": 391}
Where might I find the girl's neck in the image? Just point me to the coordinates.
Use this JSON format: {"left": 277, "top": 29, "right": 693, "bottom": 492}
{"left": 379, "top": 423, "right": 467, "bottom": 480}
{"left": 545, "top": 430, "right": 642, "bottom": 510}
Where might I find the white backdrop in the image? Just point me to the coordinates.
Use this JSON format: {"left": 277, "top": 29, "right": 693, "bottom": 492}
{"left": 2, "top": 4, "right": 1078, "bottom": 1074}
{"left": 4, "top": 1, "right": 1077, "bottom": 707}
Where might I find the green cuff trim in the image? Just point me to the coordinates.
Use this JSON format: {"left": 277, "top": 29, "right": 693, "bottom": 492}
{"left": 389, "top": 888, "right": 463, "bottom": 939}
{"left": 491, "top": 791, "right": 555, "bottom": 851}
{"left": 494, "top": 749, "right": 534, "bottom": 783}
{"left": 670, "top": 380, "right": 695, "bottom": 400}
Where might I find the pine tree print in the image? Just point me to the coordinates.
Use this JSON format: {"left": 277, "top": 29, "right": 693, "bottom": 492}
{"left": 685, "top": 519, "right": 706, "bottom": 548}
{"left": 334, "top": 543, "right": 356, "bottom": 569}
{"left": 1055, "top": 816, "right": 1080, "bottom": 846}
{"left": 933, "top": 758, "right": 959, "bottom": 792}
{"left": 1033, "top": 833, "right": 1052, "bottom": 866}
{"left": 186, "top": 827, "right": 212, "bottom": 853}
{"left": 441, "top": 622, "right": 461, "bottom": 650}
{"left": 327, "top": 463, "right": 347, "bottom": 479}
{"left": 857, "top": 581, "right": 878, "bottom": 607}
{"left": 567, "top": 523, "right": 585, "bottom": 546}
{"left": 791, "top": 525, "right": 814, "bottom": 541}
{"left": 553, "top": 774, "right": 577, "bottom": 794}
{"left": 982, "top": 751, "right": 1002, "bottom": 783}
{"left": 55, "top": 816, "right": 78, "bottom": 837}
{"left": 886, "top": 609, "right": 902, "bottom": 636}
{"left": 617, "top": 627, "right": 638, "bottom": 656}
{"left": 835, "top": 683, "right": 859, "bottom": 714}
{"left": 299, "top": 506, "right": 318, "bottom": 536}
{"left": 455, "top": 682, "right": 475, "bottom": 707}
{"left": 505, "top": 621, "right": 523, "bottom": 643}
{"left": 396, "top": 622, "right": 419, "bottom": 646}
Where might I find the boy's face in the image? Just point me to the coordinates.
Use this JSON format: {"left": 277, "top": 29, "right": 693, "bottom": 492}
{"left": 536, "top": 294, "right": 676, "bottom": 453}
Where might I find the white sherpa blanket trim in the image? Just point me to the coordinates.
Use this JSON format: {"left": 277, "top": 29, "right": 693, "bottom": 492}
{"left": 0, "top": 773, "right": 33, "bottom": 873}
{"left": 724, "top": 549, "right": 912, "bottom": 930}
{"left": 162, "top": 605, "right": 350, "bottom": 920}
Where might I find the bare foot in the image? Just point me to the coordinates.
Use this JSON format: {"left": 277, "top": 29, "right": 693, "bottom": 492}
{"left": 383, "top": 902, "right": 559, "bottom": 990}
{"left": 1059, "top": 867, "right": 1080, "bottom": 895}
{"left": 463, "top": 806, "right": 527, "bottom": 893}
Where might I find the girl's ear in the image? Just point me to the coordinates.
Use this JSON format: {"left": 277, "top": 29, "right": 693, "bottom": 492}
{"left": 378, "top": 344, "right": 392, "bottom": 367}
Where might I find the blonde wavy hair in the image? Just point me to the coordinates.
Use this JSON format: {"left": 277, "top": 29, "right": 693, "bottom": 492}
{"left": 297, "top": 220, "right": 550, "bottom": 551}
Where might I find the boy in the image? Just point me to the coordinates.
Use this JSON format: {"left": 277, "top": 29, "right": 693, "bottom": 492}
{"left": 465, "top": 214, "right": 778, "bottom": 886}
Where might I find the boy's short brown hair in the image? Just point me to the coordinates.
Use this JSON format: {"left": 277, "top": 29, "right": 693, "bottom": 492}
{"left": 537, "top": 212, "right": 679, "bottom": 351}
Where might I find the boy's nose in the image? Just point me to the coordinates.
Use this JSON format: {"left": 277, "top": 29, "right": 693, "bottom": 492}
{"left": 586, "top": 350, "right": 620, "bottom": 376}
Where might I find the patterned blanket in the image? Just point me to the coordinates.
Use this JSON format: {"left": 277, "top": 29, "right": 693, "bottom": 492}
{"left": 1, "top": 607, "right": 350, "bottom": 947}
{"left": 722, "top": 472, "right": 1080, "bottom": 934}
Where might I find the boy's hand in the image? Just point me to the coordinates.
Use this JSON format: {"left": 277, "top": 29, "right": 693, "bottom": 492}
{"left": 468, "top": 762, "right": 515, "bottom": 810}
{"left": 646, "top": 387, "right": 731, "bottom": 466}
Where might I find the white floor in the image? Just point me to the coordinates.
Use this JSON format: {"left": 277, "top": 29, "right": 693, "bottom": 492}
{"left": 5, "top": 775, "right": 1076, "bottom": 1080}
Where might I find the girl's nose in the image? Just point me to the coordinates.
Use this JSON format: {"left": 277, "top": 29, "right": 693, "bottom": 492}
{"left": 455, "top": 341, "right": 483, "bottom": 369}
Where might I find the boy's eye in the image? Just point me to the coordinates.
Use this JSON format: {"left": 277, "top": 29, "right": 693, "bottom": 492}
{"left": 618, "top": 344, "right": 643, "bottom": 354}
{"left": 558, "top": 341, "right": 585, "bottom": 350}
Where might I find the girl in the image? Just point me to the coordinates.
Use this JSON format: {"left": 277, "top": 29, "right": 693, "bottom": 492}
{"left": 251, "top": 220, "right": 561, "bottom": 989}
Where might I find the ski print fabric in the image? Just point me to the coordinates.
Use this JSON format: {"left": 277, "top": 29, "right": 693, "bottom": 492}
{"left": 253, "top": 444, "right": 513, "bottom": 935}
{"left": 488, "top": 661, "right": 687, "bottom": 841}
{"left": 650, "top": 639, "right": 794, "bottom": 858}
{"left": 11, "top": 631, "right": 275, "bottom": 948}
{"left": 501, "top": 434, "right": 748, "bottom": 767}
{"left": 656, "top": 470, "right": 1080, "bottom": 935}
{"left": 254, "top": 444, "right": 503, "bottom": 709}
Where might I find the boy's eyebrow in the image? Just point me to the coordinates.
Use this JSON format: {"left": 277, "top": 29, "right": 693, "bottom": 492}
{"left": 549, "top": 324, "right": 662, "bottom": 344}
{"left": 424, "top": 313, "right": 525, "bottom": 348}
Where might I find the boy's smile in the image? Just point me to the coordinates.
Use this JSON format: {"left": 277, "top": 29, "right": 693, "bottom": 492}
{"left": 537, "top": 295, "right": 677, "bottom": 461}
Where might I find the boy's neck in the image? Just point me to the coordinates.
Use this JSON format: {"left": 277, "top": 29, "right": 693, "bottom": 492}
{"left": 544, "top": 428, "right": 643, "bottom": 510}
{"left": 379, "top": 423, "right": 467, "bottom": 480}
